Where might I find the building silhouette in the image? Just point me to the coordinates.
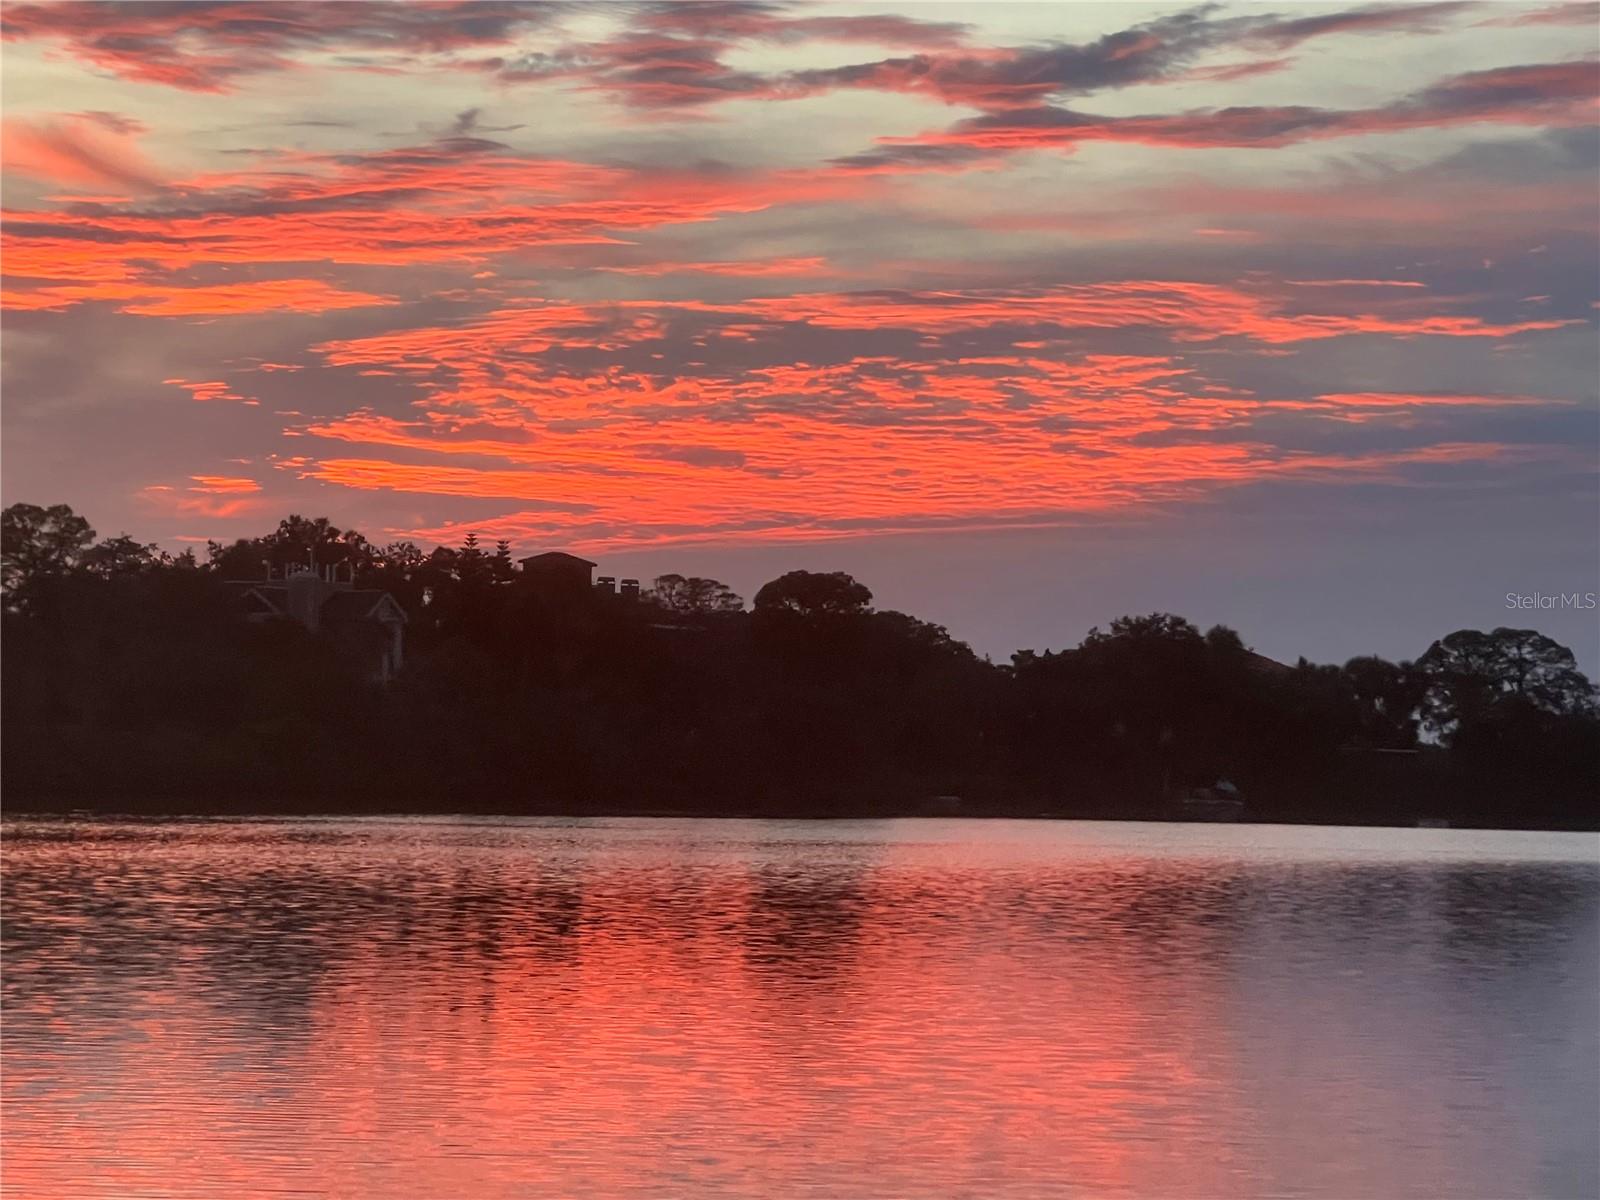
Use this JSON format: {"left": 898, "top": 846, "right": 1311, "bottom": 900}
{"left": 229, "top": 563, "right": 407, "bottom": 683}
{"left": 517, "top": 551, "right": 639, "bottom": 601}
{"left": 518, "top": 551, "right": 597, "bottom": 593}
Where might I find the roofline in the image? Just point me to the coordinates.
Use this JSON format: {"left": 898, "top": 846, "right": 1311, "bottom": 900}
{"left": 324, "top": 592, "right": 409, "bottom": 624}
{"left": 518, "top": 552, "right": 598, "bottom": 568}
{"left": 238, "top": 585, "right": 287, "bottom": 613}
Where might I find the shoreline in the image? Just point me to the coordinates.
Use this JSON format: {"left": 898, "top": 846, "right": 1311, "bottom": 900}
{"left": 5, "top": 802, "right": 1597, "bottom": 833}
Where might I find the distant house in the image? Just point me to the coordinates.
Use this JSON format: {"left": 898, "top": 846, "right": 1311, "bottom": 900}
{"left": 518, "top": 551, "right": 596, "bottom": 592}
{"left": 515, "top": 550, "right": 640, "bottom": 599}
{"left": 229, "top": 565, "right": 407, "bottom": 684}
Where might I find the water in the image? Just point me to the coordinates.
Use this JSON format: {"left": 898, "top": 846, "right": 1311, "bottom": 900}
{"left": 3, "top": 818, "right": 1596, "bottom": 1200}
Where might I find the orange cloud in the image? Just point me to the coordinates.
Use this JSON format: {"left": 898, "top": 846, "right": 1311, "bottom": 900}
{"left": 137, "top": 482, "right": 266, "bottom": 519}
{"left": 734, "top": 281, "right": 1578, "bottom": 343}
{"left": 8, "top": 279, "right": 397, "bottom": 317}
{"left": 189, "top": 475, "right": 262, "bottom": 494}
{"left": 2, "top": 14, "right": 1591, "bottom": 561}
{"left": 0, "top": 113, "right": 161, "bottom": 190}
{"left": 273, "top": 285, "right": 1588, "bottom": 551}
{"left": 0, "top": 141, "right": 869, "bottom": 310}
{"left": 164, "top": 378, "right": 255, "bottom": 404}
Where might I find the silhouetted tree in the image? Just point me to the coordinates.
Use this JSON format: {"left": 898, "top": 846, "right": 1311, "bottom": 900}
{"left": 753, "top": 571, "right": 872, "bottom": 618}
{"left": 3, "top": 502, "right": 1595, "bottom": 829}
{"left": 1343, "top": 655, "right": 1423, "bottom": 748}
{"left": 356, "top": 541, "right": 425, "bottom": 589}
{"left": 649, "top": 574, "right": 743, "bottom": 617}
{"left": 1204, "top": 623, "right": 1248, "bottom": 658}
{"left": 456, "top": 532, "right": 491, "bottom": 587}
{"left": 1085, "top": 612, "right": 1203, "bottom": 647}
{"left": 2, "top": 502, "right": 94, "bottom": 610}
{"left": 492, "top": 540, "right": 516, "bottom": 583}
{"left": 418, "top": 546, "right": 460, "bottom": 601}
{"left": 207, "top": 514, "right": 373, "bottom": 580}
{"left": 1418, "top": 628, "right": 1596, "bottom": 738}
{"left": 81, "top": 533, "right": 164, "bottom": 578}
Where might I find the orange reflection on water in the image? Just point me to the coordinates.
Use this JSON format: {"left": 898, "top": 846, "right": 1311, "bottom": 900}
{"left": 3, "top": 819, "right": 1596, "bottom": 1198}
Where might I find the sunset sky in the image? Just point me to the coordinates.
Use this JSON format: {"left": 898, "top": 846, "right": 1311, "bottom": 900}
{"left": 2, "top": 0, "right": 1596, "bottom": 665}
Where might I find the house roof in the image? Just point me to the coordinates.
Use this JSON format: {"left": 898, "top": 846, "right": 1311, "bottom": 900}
{"left": 234, "top": 584, "right": 287, "bottom": 616}
{"left": 519, "top": 551, "right": 597, "bottom": 569}
{"left": 321, "top": 589, "right": 404, "bottom": 623}
{"left": 225, "top": 580, "right": 405, "bottom": 624}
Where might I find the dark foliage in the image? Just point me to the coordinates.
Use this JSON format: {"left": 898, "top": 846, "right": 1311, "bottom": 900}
{"left": 4, "top": 504, "right": 1596, "bottom": 828}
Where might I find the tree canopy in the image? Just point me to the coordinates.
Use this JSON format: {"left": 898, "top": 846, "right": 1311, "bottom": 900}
{"left": 3, "top": 502, "right": 1595, "bottom": 829}
{"left": 1418, "top": 627, "right": 1597, "bottom": 736}
{"left": 649, "top": 574, "right": 743, "bottom": 618}
{"left": 753, "top": 570, "right": 872, "bottom": 618}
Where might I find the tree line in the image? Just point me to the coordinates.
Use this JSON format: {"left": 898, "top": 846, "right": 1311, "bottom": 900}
{"left": 4, "top": 503, "right": 1596, "bottom": 828}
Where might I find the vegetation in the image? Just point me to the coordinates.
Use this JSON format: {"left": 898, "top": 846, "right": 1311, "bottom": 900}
{"left": 4, "top": 504, "right": 1596, "bottom": 828}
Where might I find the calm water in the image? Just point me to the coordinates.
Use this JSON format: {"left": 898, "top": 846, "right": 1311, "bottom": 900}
{"left": 3, "top": 818, "right": 1597, "bottom": 1200}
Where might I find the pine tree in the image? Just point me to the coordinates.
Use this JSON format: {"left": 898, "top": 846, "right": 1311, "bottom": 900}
{"left": 491, "top": 539, "right": 515, "bottom": 583}
{"left": 458, "top": 531, "right": 488, "bottom": 583}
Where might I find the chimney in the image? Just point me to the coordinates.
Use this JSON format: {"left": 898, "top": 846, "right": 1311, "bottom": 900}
{"left": 620, "top": 578, "right": 640, "bottom": 601}
{"left": 595, "top": 576, "right": 616, "bottom": 596}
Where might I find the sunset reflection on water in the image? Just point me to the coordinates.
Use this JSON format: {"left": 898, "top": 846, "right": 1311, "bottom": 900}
{"left": 3, "top": 818, "right": 1596, "bottom": 1199}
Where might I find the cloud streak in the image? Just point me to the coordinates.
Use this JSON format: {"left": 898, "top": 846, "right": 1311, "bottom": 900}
{"left": 1, "top": 1, "right": 565, "bottom": 91}
{"left": 837, "top": 59, "right": 1599, "bottom": 169}
{"left": 0, "top": 113, "right": 163, "bottom": 189}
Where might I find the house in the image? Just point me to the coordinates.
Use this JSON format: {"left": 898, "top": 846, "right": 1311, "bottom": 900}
{"left": 518, "top": 551, "right": 597, "bottom": 593}
{"left": 230, "top": 564, "right": 407, "bottom": 684}
{"left": 514, "top": 550, "right": 642, "bottom": 598}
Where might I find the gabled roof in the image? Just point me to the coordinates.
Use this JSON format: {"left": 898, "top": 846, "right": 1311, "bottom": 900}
{"left": 519, "top": 551, "right": 597, "bottom": 569}
{"left": 225, "top": 580, "right": 285, "bottom": 594}
{"left": 225, "top": 579, "right": 405, "bottom": 625}
{"left": 321, "top": 589, "right": 407, "bottom": 624}
{"left": 236, "top": 585, "right": 287, "bottom": 616}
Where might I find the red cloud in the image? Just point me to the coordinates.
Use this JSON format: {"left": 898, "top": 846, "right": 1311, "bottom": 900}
{"left": 3, "top": 8, "right": 1591, "bottom": 556}
{"left": 734, "top": 281, "right": 1577, "bottom": 343}
{"left": 0, "top": 114, "right": 162, "bottom": 190}
{"left": 1, "top": 138, "right": 868, "bottom": 312}
{"left": 164, "top": 379, "right": 256, "bottom": 405}
{"left": 9, "top": 279, "right": 397, "bottom": 317}
{"left": 137, "top": 481, "right": 266, "bottom": 519}
{"left": 262, "top": 279, "right": 1590, "bottom": 551}
{"left": 189, "top": 475, "right": 263, "bottom": 494}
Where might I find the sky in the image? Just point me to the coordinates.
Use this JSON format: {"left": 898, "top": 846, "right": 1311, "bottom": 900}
{"left": 2, "top": 0, "right": 1597, "bottom": 668}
